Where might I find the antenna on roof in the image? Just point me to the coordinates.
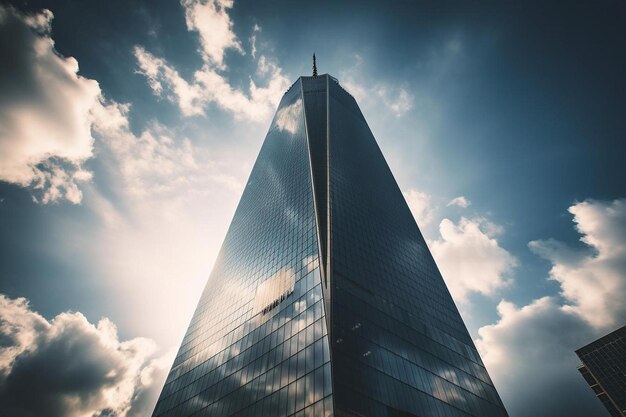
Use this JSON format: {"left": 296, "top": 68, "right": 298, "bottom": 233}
{"left": 312, "top": 53, "right": 318, "bottom": 77}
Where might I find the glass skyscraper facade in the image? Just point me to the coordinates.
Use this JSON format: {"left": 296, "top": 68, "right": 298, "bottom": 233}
{"left": 152, "top": 74, "right": 508, "bottom": 417}
{"left": 576, "top": 326, "right": 626, "bottom": 417}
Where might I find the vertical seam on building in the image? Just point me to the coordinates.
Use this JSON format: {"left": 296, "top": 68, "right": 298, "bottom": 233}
{"left": 298, "top": 79, "right": 325, "bottom": 288}
{"left": 326, "top": 74, "right": 332, "bottom": 292}
{"left": 300, "top": 75, "right": 336, "bottom": 412}
{"left": 325, "top": 73, "right": 336, "bottom": 415}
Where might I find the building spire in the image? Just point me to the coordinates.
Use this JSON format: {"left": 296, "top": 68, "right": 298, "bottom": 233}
{"left": 313, "top": 53, "right": 318, "bottom": 77}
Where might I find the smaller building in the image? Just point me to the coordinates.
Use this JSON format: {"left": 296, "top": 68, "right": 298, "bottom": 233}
{"left": 576, "top": 325, "right": 626, "bottom": 416}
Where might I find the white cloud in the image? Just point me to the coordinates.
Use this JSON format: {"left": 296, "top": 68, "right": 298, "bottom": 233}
{"left": 92, "top": 100, "right": 242, "bottom": 200}
{"left": 0, "top": 294, "right": 171, "bottom": 417}
{"left": 0, "top": 6, "right": 253, "bottom": 413}
{"left": 182, "top": 0, "right": 243, "bottom": 68}
{"left": 134, "top": 2, "right": 289, "bottom": 123}
{"left": 134, "top": 46, "right": 289, "bottom": 122}
{"left": 0, "top": 0, "right": 250, "bottom": 347}
{"left": 0, "top": 6, "right": 102, "bottom": 204}
{"left": 134, "top": 47, "right": 205, "bottom": 117}
{"left": 29, "top": 161, "right": 93, "bottom": 204}
{"left": 0, "top": 3, "right": 242, "bottom": 369}
{"left": 79, "top": 97, "right": 247, "bottom": 346}
{"left": 429, "top": 217, "right": 517, "bottom": 302}
{"left": 529, "top": 198, "right": 626, "bottom": 329}
{"left": 447, "top": 195, "right": 471, "bottom": 208}
{"left": 126, "top": 352, "right": 175, "bottom": 417}
{"left": 474, "top": 198, "right": 626, "bottom": 417}
{"left": 475, "top": 297, "right": 606, "bottom": 417}
{"left": 403, "top": 189, "right": 434, "bottom": 226}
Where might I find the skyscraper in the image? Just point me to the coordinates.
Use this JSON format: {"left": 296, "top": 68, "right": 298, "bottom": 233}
{"left": 576, "top": 326, "right": 626, "bottom": 417}
{"left": 152, "top": 71, "right": 508, "bottom": 417}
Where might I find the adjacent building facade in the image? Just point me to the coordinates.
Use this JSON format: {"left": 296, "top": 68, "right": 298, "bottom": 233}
{"left": 152, "top": 73, "right": 508, "bottom": 417}
{"left": 576, "top": 326, "right": 626, "bottom": 417}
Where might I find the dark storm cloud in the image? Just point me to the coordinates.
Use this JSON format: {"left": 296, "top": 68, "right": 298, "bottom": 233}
{"left": 0, "top": 295, "right": 170, "bottom": 417}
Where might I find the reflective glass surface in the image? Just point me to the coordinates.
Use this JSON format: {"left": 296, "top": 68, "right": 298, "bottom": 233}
{"left": 576, "top": 326, "right": 626, "bottom": 417}
{"left": 154, "top": 73, "right": 508, "bottom": 417}
{"left": 325, "top": 77, "right": 509, "bottom": 417}
{"left": 152, "top": 80, "right": 333, "bottom": 417}
{"left": 301, "top": 76, "right": 328, "bottom": 274}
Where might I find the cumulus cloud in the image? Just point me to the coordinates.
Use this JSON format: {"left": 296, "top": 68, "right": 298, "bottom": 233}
{"left": 429, "top": 217, "right": 517, "bottom": 302}
{"left": 0, "top": 294, "right": 171, "bottom": 417}
{"left": 475, "top": 198, "right": 626, "bottom": 417}
{"left": 0, "top": 3, "right": 245, "bottom": 340}
{"left": 0, "top": 3, "right": 238, "bottom": 202}
{"left": 0, "top": 5, "right": 102, "bottom": 204}
{"left": 475, "top": 297, "right": 606, "bottom": 417}
{"left": 133, "top": 47, "right": 205, "bottom": 117}
{"left": 529, "top": 199, "right": 626, "bottom": 328}
{"left": 0, "top": 1, "right": 250, "bottom": 346}
{"left": 93, "top": 100, "right": 241, "bottom": 201}
{"left": 403, "top": 189, "right": 434, "bottom": 226}
{"left": 134, "top": 1, "right": 289, "bottom": 122}
{"left": 134, "top": 47, "right": 288, "bottom": 122}
{"left": 182, "top": 0, "right": 243, "bottom": 68}
{"left": 447, "top": 195, "right": 470, "bottom": 208}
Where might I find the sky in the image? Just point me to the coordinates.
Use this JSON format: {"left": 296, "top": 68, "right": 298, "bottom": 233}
{"left": 0, "top": 0, "right": 625, "bottom": 416}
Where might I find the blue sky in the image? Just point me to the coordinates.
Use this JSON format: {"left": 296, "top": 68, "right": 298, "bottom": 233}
{"left": 0, "top": 1, "right": 625, "bottom": 416}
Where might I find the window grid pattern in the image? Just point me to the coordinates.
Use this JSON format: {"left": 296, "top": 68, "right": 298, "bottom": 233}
{"left": 152, "top": 73, "right": 509, "bottom": 417}
{"left": 576, "top": 326, "right": 626, "bottom": 417}
{"left": 326, "top": 79, "right": 508, "bottom": 417}
{"left": 152, "top": 81, "right": 333, "bottom": 417}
